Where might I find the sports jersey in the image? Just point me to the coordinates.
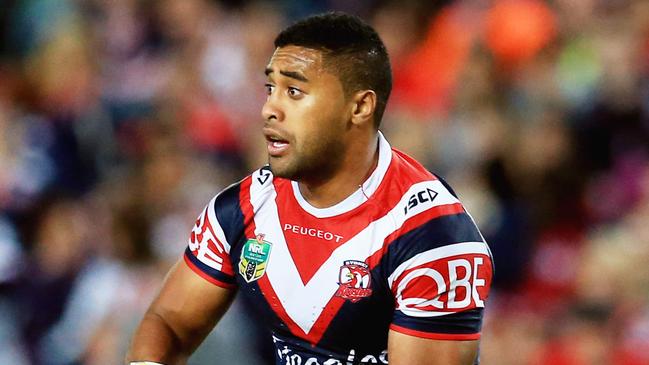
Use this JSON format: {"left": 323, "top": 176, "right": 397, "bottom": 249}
{"left": 184, "top": 133, "right": 494, "bottom": 365}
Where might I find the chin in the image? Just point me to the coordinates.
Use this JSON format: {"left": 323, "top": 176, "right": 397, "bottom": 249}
{"left": 268, "top": 158, "right": 300, "bottom": 180}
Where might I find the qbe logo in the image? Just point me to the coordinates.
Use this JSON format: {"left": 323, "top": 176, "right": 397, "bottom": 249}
{"left": 394, "top": 255, "right": 491, "bottom": 315}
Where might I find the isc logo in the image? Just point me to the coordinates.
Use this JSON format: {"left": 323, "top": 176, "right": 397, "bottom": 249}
{"left": 395, "top": 257, "right": 489, "bottom": 313}
{"left": 404, "top": 188, "right": 438, "bottom": 215}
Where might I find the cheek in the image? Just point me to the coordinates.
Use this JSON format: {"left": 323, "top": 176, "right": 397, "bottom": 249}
{"left": 290, "top": 91, "right": 347, "bottom": 149}
{"left": 297, "top": 119, "right": 344, "bottom": 164}
{"left": 299, "top": 110, "right": 340, "bottom": 147}
{"left": 310, "top": 96, "right": 347, "bottom": 129}
{"left": 291, "top": 102, "right": 329, "bottom": 140}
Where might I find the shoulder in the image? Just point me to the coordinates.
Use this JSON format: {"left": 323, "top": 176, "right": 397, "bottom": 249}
{"left": 206, "top": 177, "right": 246, "bottom": 219}
{"left": 210, "top": 165, "right": 277, "bottom": 210}
{"left": 389, "top": 148, "right": 436, "bottom": 183}
{"left": 380, "top": 147, "right": 490, "bottom": 266}
{"left": 384, "top": 148, "right": 460, "bottom": 212}
{"left": 207, "top": 165, "right": 293, "bottom": 228}
{"left": 200, "top": 166, "right": 273, "bottom": 237}
{"left": 381, "top": 154, "right": 494, "bottom": 323}
{"left": 236, "top": 165, "right": 288, "bottom": 207}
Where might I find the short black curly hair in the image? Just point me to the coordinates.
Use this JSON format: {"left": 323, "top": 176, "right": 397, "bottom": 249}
{"left": 274, "top": 12, "right": 392, "bottom": 127}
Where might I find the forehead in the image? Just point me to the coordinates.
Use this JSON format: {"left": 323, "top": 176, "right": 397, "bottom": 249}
{"left": 266, "top": 45, "right": 327, "bottom": 75}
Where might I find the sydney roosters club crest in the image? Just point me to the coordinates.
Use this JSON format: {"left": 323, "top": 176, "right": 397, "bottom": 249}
{"left": 335, "top": 260, "right": 373, "bottom": 303}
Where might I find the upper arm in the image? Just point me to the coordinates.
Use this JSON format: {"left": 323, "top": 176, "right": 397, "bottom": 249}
{"left": 154, "top": 190, "right": 243, "bottom": 345}
{"left": 386, "top": 178, "right": 494, "bottom": 364}
{"left": 388, "top": 330, "right": 479, "bottom": 365}
{"left": 128, "top": 190, "right": 242, "bottom": 363}
{"left": 146, "top": 257, "right": 236, "bottom": 351}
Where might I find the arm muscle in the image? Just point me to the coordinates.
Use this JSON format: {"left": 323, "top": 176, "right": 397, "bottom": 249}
{"left": 126, "top": 258, "right": 236, "bottom": 364}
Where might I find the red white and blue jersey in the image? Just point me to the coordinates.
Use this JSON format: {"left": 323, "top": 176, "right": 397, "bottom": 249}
{"left": 184, "top": 133, "right": 494, "bottom": 365}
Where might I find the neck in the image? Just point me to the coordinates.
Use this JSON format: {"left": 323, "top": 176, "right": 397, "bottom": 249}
{"left": 298, "top": 133, "right": 380, "bottom": 208}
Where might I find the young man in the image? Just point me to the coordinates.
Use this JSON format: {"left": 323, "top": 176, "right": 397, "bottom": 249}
{"left": 127, "top": 12, "right": 493, "bottom": 365}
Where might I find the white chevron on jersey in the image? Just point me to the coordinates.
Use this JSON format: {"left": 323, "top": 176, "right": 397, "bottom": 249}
{"left": 249, "top": 166, "right": 462, "bottom": 334}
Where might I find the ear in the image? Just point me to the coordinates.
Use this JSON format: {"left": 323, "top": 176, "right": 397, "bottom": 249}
{"left": 350, "top": 90, "right": 377, "bottom": 127}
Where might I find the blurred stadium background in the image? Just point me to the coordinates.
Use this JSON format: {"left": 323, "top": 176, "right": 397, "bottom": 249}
{"left": 1, "top": 0, "right": 648, "bottom": 364}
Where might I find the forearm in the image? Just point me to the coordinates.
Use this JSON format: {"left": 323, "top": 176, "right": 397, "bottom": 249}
{"left": 126, "top": 311, "right": 190, "bottom": 365}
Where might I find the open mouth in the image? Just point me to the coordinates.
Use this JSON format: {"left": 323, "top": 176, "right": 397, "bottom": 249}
{"left": 265, "top": 133, "right": 290, "bottom": 157}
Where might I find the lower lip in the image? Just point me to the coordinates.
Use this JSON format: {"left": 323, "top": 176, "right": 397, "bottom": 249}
{"left": 267, "top": 141, "right": 289, "bottom": 156}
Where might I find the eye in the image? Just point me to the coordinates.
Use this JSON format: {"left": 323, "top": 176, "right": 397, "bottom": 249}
{"left": 287, "top": 87, "right": 303, "bottom": 98}
{"left": 264, "top": 83, "right": 275, "bottom": 95}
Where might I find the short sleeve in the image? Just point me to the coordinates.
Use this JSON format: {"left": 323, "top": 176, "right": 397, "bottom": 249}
{"left": 387, "top": 189, "right": 493, "bottom": 340}
{"left": 184, "top": 196, "right": 237, "bottom": 289}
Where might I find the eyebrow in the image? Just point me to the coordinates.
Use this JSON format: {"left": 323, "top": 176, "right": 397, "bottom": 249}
{"left": 265, "top": 67, "right": 309, "bottom": 82}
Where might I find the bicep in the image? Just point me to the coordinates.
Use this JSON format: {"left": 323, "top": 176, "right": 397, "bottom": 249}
{"left": 147, "top": 257, "right": 236, "bottom": 350}
{"left": 388, "top": 330, "right": 479, "bottom": 365}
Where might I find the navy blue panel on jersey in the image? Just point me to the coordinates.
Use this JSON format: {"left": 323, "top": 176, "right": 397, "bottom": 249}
{"left": 228, "top": 232, "right": 289, "bottom": 342}
{"left": 317, "top": 268, "right": 394, "bottom": 356}
{"left": 212, "top": 182, "right": 245, "bottom": 246}
{"left": 433, "top": 174, "right": 459, "bottom": 199}
{"left": 184, "top": 247, "right": 236, "bottom": 285}
{"left": 384, "top": 212, "right": 485, "bottom": 270}
{"left": 393, "top": 308, "right": 484, "bottom": 335}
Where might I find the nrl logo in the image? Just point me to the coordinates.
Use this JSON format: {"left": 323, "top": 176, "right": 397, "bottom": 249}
{"left": 335, "top": 260, "right": 373, "bottom": 303}
{"left": 239, "top": 234, "right": 272, "bottom": 283}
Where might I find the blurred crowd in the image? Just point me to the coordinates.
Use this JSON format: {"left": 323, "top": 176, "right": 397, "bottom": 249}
{"left": 1, "top": 0, "right": 648, "bottom": 364}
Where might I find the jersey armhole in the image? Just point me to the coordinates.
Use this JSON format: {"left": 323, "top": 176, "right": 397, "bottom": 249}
{"left": 183, "top": 252, "right": 237, "bottom": 290}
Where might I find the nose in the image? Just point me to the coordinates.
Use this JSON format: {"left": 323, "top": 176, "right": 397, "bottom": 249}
{"left": 261, "top": 95, "right": 284, "bottom": 122}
